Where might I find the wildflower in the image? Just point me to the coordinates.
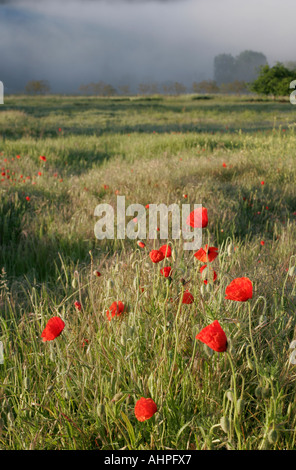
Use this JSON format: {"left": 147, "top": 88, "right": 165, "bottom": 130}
{"left": 93, "top": 270, "right": 101, "bottom": 277}
{"left": 186, "top": 206, "right": 208, "bottom": 228}
{"left": 74, "top": 301, "right": 82, "bottom": 311}
{"left": 25, "top": 196, "right": 30, "bottom": 201}
{"left": 134, "top": 397, "right": 157, "bottom": 422}
{"left": 40, "top": 156, "right": 47, "bottom": 161}
{"left": 225, "top": 277, "right": 253, "bottom": 302}
{"left": 149, "top": 250, "right": 165, "bottom": 263}
{"left": 182, "top": 290, "right": 194, "bottom": 304}
{"left": 106, "top": 301, "right": 125, "bottom": 321}
{"left": 194, "top": 244, "right": 218, "bottom": 263}
{"left": 137, "top": 241, "right": 145, "bottom": 249}
{"left": 200, "top": 265, "right": 217, "bottom": 284}
{"left": 41, "top": 316, "right": 65, "bottom": 342}
{"left": 196, "top": 320, "right": 227, "bottom": 352}
{"left": 260, "top": 240, "right": 265, "bottom": 246}
{"left": 160, "top": 266, "right": 172, "bottom": 278}
{"left": 159, "top": 244, "right": 171, "bottom": 258}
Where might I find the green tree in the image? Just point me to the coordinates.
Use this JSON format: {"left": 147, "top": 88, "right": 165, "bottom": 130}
{"left": 214, "top": 54, "right": 236, "bottom": 85}
{"left": 249, "top": 63, "right": 295, "bottom": 99}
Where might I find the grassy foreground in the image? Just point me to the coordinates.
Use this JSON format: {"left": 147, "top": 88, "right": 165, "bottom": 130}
{"left": 0, "top": 93, "right": 296, "bottom": 450}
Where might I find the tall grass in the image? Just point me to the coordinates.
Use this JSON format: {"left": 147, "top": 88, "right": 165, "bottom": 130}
{"left": 0, "top": 94, "right": 295, "bottom": 449}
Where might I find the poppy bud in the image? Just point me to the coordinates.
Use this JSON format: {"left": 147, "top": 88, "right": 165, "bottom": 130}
{"left": 288, "top": 266, "right": 295, "bottom": 277}
{"left": 97, "top": 403, "right": 105, "bottom": 417}
{"left": 268, "top": 429, "right": 278, "bottom": 445}
{"left": 133, "top": 277, "right": 139, "bottom": 290}
{"left": 7, "top": 411, "right": 14, "bottom": 428}
{"left": 226, "top": 390, "right": 234, "bottom": 402}
{"left": 227, "top": 243, "right": 234, "bottom": 256}
{"left": 220, "top": 416, "right": 230, "bottom": 433}
{"left": 262, "top": 385, "right": 270, "bottom": 399}
{"left": 107, "top": 279, "right": 114, "bottom": 289}
{"left": 237, "top": 398, "right": 245, "bottom": 415}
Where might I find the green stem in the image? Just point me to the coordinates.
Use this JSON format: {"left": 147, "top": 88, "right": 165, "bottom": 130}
{"left": 226, "top": 351, "right": 242, "bottom": 450}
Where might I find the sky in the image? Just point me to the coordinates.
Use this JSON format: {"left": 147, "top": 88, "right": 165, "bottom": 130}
{"left": 0, "top": 0, "right": 295, "bottom": 93}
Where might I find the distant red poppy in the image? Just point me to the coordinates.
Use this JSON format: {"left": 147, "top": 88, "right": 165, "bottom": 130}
{"left": 222, "top": 162, "right": 227, "bottom": 167}
{"left": 134, "top": 397, "right": 157, "bottom": 422}
{"left": 137, "top": 241, "right": 145, "bottom": 248}
{"left": 93, "top": 270, "right": 101, "bottom": 277}
{"left": 106, "top": 301, "right": 125, "bottom": 321}
{"left": 74, "top": 301, "right": 82, "bottom": 311}
{"left": 260, "top": 240, "right": 265, "bottom": 246}
{"left": 159, "top": 244, "right": 171, "bottom": 258}
{"left": 149, "top": 250, "right": 165, "bottom": 263}
{"left": 41, "top": 316, "right": 65, "bottom": 342}
{"left": 25, "top": 196, "right": 30, "bottom": 201}
{"left": 200, "top": 264, "right": 217, "bottom": 284}
{"left": 160, "top": 266, "right": 172, "bottom": 278}
{"left": 145, "top": 204, "right": 149, "bottom": 209}
{"left": 196, "top": 320, "right": 227, "bottom": 352}
{"left": 40, "top": 156, "right": 47, "bottom": 161}
{"left": 16, "top": 155, "right": 21, "bottom": 159}
{"left": 38, "top": 172, "right": 42, "bottom": 176}
{"left": 194, "top": 244, "right": 218, "bottom": 263}
{"left": 225, "top": 277, "right": 253, "bottom": 301}
{"left": 186, "top": 207, "right": 208, "bottom": 228}
{"left": 182, "top": 290, "right": 194, "bottom": 304}
{"left": 261, "top": 181, "right": 264, "bottom": 185}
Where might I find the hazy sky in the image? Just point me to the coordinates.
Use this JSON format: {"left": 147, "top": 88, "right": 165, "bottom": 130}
{"left": 0, "top": 0, "right": 295, "bottom": 93}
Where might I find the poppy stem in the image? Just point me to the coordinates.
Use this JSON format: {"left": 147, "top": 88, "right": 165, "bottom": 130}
{"left": 248, "top": 301, "right": 259, "bottom": 378}
{"left": 226, "top": 351, "right": 242, "bottom": 449}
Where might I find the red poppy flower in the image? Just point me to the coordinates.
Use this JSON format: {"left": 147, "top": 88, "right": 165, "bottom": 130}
{"left": 261, "top": 181, "right": 264, "bottom": 185}
{"left": 225, "top": 277, "right": 253, "bottom": 302}
{"left": 186, "top": 207, "right": 208, "bottom": 228}
{"left": 149, "top": 250, "right": 165, "bottom": 263}
{"left": 145, "top": 204, "right": 149, "bottom": 209}
{"left": 182, "top": 290, "right": 194, "bottom": 304}
{"left": 222, "top": 162, "right": 227, "bottom": 167}
{"left": 196, "top": 320, "right": 227, "bottom": 352}
{"left": 200, "top": 264, "right": 217, "bottom": 284}
{"left": 74, "top": 301, "right": 82, "bottom": 311}
{"left": 134, "top": 397, "right": 157, "bottom": 422}
{"left": 194, "top": 244, "right": 218, "bottom": 263}
{"left": 160, "top": 266, "right": 172, "bottom": 278}
{"left": 40, "top": 156, "right": 47, "bottom": 161}
{"left": 25, "top": 196, "right": 30, "bottom": 201}
{"left": 16, "top": 155, "right": 21, "bottom": 159}
{"left": 159, "top": 244, "right": 171, "bottom": 258}
{"left": 106, "top": 301, "right": 125, "bottom": 321}
{"left": 260, "top": 240, "right": 265, "bottom": 246}
{"left": 38, "top": 172, "right": 42, "bottom": 176}
{"left": 41, "top": 316, "right": 65, "bottom": 342}
{"left": 137, "top": 241, "right": 145, "bottom": 249}
{"left": 93, "top": 270, "right": 101, "bottom": 277}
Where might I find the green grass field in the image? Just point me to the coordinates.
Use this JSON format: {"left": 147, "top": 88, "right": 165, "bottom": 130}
{"left": 0, "top": 93, "right": 296, "bottom": 450}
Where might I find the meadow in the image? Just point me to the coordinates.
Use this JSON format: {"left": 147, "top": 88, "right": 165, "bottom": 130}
{"left": 0, "top": 93, "right": 296, "bottom": 450}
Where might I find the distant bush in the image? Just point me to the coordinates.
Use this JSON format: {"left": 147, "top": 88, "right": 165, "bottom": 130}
{"left": 25, "top": 80, "right": 51, "bottom": 95}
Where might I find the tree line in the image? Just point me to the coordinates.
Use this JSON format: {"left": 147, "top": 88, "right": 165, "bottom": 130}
{"left": 23, "top": 49, "right": 296, "bottom": 99}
